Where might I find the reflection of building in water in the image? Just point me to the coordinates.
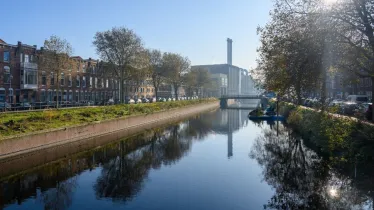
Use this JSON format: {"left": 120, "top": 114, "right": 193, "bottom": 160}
{"left": 211, "top": 109, "right": 249, "bottom": 158}
{"left": 228, "top": 132, "right": 233, "bottom": 158}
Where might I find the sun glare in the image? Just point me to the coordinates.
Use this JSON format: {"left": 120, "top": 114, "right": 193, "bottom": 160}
{"left": 324, "top": 0, "right": 338, "bottom": 5}
{"left": 329, "top": 188, "right": 339, "bottom": 198}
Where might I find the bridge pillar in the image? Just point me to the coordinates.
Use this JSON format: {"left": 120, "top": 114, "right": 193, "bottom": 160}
{"left": 220, "top": 98, "right": 228, "bottom": 108}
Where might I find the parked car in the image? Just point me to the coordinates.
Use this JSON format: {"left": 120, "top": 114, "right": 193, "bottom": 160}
{"left": 107, "top": 98, "right": 114, "bottom": 105}
{"left": 354, "top": 103, "right": 371, "bottom": 119}
{"left": 342, "top": 102, "right": 359, "bottom": 116}
{"left": 0, "top": 102, "right": 12, "bottom": 111}
{"left": 157, "top": 97, "right": 166, "bottom": 102}
{"left": 346, "top": 95, "right": 369, "bottom": 104}
{"left": 329, "top": 99, "right": 344, "bottom": 106}
{"left": 141, "top": 98, "right": 149, "bottom": 103}
{"left": 136, "top": 98, "right": 142, "bottom": 104}
{"left": 129, "top": 99, "right": 135, "bottom": 104}
{"left": 14, "top": 102, "right": 32, "bottom": 110}
{"left": 148, "top": 97, "right": 156, "bottom": 103}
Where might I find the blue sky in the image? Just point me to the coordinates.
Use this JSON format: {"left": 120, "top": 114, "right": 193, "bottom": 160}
{"left": 2, "top": 0, "right": 273, "bottom": 69}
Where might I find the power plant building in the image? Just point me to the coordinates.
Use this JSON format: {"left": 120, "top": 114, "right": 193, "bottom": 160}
{"left": 191, "top": 38, "right": 255, "bottom": 97}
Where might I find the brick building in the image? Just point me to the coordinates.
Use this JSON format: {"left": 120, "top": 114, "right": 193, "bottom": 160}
{"left": 0, "top": 40, "right": 38, "bottom": 103}
{"left": 0, "top": 39, "right": 156, "bottom": 105}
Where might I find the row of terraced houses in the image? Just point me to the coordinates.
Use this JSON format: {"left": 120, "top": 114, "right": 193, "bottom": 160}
{"left": 0, "top": 39, "right": 180, "bottom": 104}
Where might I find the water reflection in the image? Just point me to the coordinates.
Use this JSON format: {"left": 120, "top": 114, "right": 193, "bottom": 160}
{"left": 4, "top": 108, "right": 374, "bottom": 209}
{"left": 250, "top": 124, "right": 373, "bottom": 209}
{"left": 211, "top": 109, "right": 249, "bottom": 158}
{"left": 0, "top": 112, "right": 219, "bottom": 209}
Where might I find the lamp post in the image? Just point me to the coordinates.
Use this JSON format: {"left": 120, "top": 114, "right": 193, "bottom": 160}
{"left": 9, "top": 75, "right": 13, "bottom": 103}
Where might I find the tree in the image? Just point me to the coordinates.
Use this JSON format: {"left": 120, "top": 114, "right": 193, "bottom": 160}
{"left": 256, "top": 0, "right": 331, "bottom": 105}
{"left": 38, "top": 35, "right": 73, "bottom": 108}
{"left": 162, "top": 53, "right": 190, "bottom": 100}
{"left": 93, "top": 27, "right": 144, "bottom": 103}
{"left": 127, "top": 50, "right": 150, "bottom": 99}
{"left": 184, "top": 70, "right": 197, "bottom": 97}
{"left": 184, "top": 68, "right": 212, "bottom": 97}
{"left": 194, "top": 68, "right": 212, "bottom": 97}
{"left": 147, "top": 49, "right": 165, "bottom": 100}
{"left": 329, "top": 0, "right": 374, "bottom": 119}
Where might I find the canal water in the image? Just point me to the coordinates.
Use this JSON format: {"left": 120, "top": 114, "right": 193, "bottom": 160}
{"left": 0, "top": 108, "right": 373, "bottom": 209}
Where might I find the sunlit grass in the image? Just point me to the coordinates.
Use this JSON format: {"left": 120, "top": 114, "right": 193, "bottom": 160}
{"left": 0, "top": 99, "right": 217, "bottom": 139}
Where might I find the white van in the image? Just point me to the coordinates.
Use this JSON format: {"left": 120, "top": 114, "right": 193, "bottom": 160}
{"left": 346, "top": 95, "right": 369, "bottom": 103}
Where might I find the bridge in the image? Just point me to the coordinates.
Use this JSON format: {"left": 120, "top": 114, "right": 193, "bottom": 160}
{"left": 220, "top": 95, "right": 263, "bottom": 100}
{"left": 219, "top": 95, "right": 264, "bottom": 108}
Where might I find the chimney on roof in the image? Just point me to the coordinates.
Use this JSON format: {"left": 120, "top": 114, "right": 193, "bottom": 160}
{"left": 227, "top": 38, "right": 233, "bottom": 65}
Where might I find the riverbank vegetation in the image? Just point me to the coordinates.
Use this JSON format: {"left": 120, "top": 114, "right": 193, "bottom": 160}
{"left": 279, "top": 103, "right": 374, "bottom": 161}
{"left": 0, "top": 99, "right": 217, "bottom": 139}
{"left": 254, "top": 0, "right": 374, "bottom": 120}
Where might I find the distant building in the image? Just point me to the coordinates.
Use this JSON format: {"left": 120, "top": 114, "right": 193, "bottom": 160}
{"left": 191, "top": 64, "right": 254, "bottom": 96}
{"left": 191, "top": 38, "right": 255, "bottom": 97}
{"left": 210, "top": 73, "right": 227, "bottom": 97}
{"left": 157, "top": 84, "right": 185, "bottom": 99}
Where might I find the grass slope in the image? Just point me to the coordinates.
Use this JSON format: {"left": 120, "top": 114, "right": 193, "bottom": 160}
{"left": 0, "top": 99, "right": 217, "bottom": 139}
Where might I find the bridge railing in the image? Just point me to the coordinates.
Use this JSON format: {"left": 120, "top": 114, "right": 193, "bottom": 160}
{"left": 220, "top": 95, "right": 262, "bottom": 99}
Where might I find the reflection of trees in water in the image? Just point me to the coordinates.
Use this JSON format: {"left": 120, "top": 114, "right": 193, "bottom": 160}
{"left": 94, "top": 117, "right": 214, "bottom": 202}
{"left": 0, "top": 116, "right": 215, "bottom": 208}
{"left": 250, "top": 125, "right": 371, "bottom": 209}
{"left": 40, "top": 176, "right": 78, "bottom": 210}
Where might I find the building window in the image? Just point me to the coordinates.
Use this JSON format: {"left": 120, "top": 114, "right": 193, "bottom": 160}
{"left": 24, "top": 54, "right": 29, "bottom": 63}
{"left": 20, "top": 53, "right": 23, "bottom": 62}
{"left": 40, "top": 90, "right": 46, "bottom": 102}
{"left": 76, "top": 75, "right": 80, "bottom": 87}
{"left": 89, "top": 76, "right": 92, "bottom": 88}
{"left": 3, "top": 51, "right": 10, "bottom": 62}
{"left": 25, "top": 70, "right": 37, "bottom": 85}
{"left": 50, "top": 72, "right": 55, "bottom": 85}
{"left": 82, "top": 76, "right": 86, "bottom": 88}
{"left": 60, "top": 73, "right": 65, "bottom": 86}
{"left": 106, "top": 79, "right": 109, "bottom": 88}
{"left": 0, "top": 89, "right": 5, "bottom": 102}
{"left": 101, "top": 79, "right": 104, "bottom": 88}
{"left": 82, "top": 64, "right": 86, "bottom": 73}
{"left": 68, "top": 74, "right": 72, "bottom": 87}
{"left": 4, "top": 66, "right": 11, "bottom": 83}
{"left": 41, "top": 71, "right": 47, "bottom": 85}
{"left": 95, "top": 77, "right": 98, "bottom": 88}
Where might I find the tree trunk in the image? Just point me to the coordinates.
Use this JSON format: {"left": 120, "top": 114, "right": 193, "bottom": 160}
{"left": 321, "top": 69, "right": 327, "bottom": 112}
{"left": 120, "top": 69, "right": 124, "bottom": 103}
{"left": 295, "top": 79, "right": 302, "bottom": 105}
{"left": 155, "top": 86, "right": 158, "bottom": 101}
{"left": 371, "top": 77, "right": 374, "bottom": 121}
{"left": 56, "top": 73, "right": 60, "bottom": 109}
{"left": 174, "top": 84, "right": 179, "bottom": 100}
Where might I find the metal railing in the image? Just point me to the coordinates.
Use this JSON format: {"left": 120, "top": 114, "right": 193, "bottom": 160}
{"left": 220, "top": 95, "right": 262, "bottom": 99}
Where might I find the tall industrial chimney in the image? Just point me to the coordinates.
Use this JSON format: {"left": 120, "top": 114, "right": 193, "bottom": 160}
{"left": 227, "top": 38, "right": 233, "bottom": 65}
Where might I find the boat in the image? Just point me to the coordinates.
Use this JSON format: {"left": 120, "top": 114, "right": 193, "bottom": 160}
{"left": 248, "top": 115, "right": 285, "bottom": 121}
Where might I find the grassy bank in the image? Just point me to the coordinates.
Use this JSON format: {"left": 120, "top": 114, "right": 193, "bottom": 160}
{"left": 0, "top": 98, "right": 217, "bottom": 139}
{"left": 279, "top": 103, "right": 374, "bottom": 159}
